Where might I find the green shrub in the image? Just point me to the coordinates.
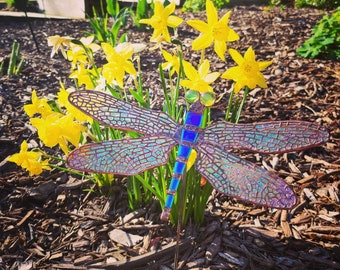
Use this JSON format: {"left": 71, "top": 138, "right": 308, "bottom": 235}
{"left": 295, "top": 0, "right": 339, "bottom": 10}
{"left": 183, "top": 0, "right": 230, "bottom": 12}
{"left": 296, "top": 10, "right": 340, "bottom": 60}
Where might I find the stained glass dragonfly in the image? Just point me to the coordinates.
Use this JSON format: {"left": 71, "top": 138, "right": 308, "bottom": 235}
{"left": 67, "top": 90, "right": 329, "bottom": 221}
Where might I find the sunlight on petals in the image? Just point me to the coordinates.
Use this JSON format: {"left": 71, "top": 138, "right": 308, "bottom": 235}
{"left": 221, "top": 47, "right": 273, "bottom": 93}
{"left": 161, "top": 49, "right": 181, "bottom": 76}
{"left": 24, "top": 90, "right": 53, "bottom": 118}
{"left": 180, "top": 59, "right": 220, "bottom": 94}
{"left": 47, "top": 35, "right": 72, "bottom": 58}
{"left": 139, "top": 1, "right": 183, "bottom": 43}
{"left": 30, "top": 113, "right": 85, "bottom": 154}
{"left": 7, "top": 140, "right": 50, "bottom": 176}
{"left": 57, "top": 84, "right": 93, "bottom": 123}
{"left": 101, "top": 42, "right": 136, "bottom": 88}
{"left": 187, "top": 0, "right": 239, "bottom": 61}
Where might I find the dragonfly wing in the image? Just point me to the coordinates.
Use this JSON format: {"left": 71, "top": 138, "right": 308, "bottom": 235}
{"left": 195, "top": 143, "right": 297, "bottom": 209}
{"left": 69, "top": 90, "right": 179, "bottom": 136}
{"left": 201, "top": 120, "right": 329, "bottom": 154}
{"left": 67, "top": 135, "right": 177, "bottom": 175}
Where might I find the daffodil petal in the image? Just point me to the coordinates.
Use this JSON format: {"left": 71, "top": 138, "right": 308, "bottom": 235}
{"left": 124, "top": 61, "right": 137, "bottom": 75}
{"left": 198, "top": 59, "right": 210, "bottom": 76}
{"left": 167, "top": 15, "right": 183, "bottom": 28}
{"left": 161, "top": 49, "right": 172, "bottom": 61}
{"left": 204, "top": 72, "right": 220, "bottom": 83}
{"left": 244, "top": 46, "right": 256, "bottom": 61}
{"left": 228, "top": 48, "right": 244, "bottom": 65}
{"left": 226, "top": 28, "right": 240, "bottom": 42}
{"left": 186, "top": 19, "right": 209, "bottom": 32}
{"left": 258, "top": 60, "right": 273, "bottom": 70}
{"left": 233, "top": 81, "right": 242, "bottom": 93}
{"left": 164, "top": 2, "right": 176, "bottom": 14}
{"left": 182, "top": 61, "right": 198, "bottom": 80}
{"left": 180, "top": 80, "right": 192, "bottom": 89}
{"left": 219, "top": 10, "right": 231, "bottom": 24}
{"left": 154, "top": 1, "right": 163, "bottom": 14}
{"left": 255, "top": 73, "right": 268, "bottom": 88}
{"left": 221, "top": 66, "right": 240, "bottom": 79}
{"left": 192, "top": 33, "right": 213, "bottom": 50}
{"left": 214, "top": 40, "right": 226, "bottom": 61}
{"left": 139, "top": 18, "right": 151, "bottom": 24}
{"left": 206, "top": 0, "right": 218, "bottom": 25}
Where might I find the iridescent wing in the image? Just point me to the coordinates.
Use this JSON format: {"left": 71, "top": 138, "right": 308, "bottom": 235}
{"left": 200, "top": 121, "right": 329, "bottom": 154}
{"left": 68, "top": 90, "right": 180, "bottom": 136}
{"left": 195, "top": 143, "right": 297, "bottom": 208}
{"left": 67, "top": 135, "right": 177, "bottom": 175}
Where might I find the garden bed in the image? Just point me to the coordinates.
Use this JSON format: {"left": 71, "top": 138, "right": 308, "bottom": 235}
{"left": 0, "top": 5, "right": 339, "bottom": 269}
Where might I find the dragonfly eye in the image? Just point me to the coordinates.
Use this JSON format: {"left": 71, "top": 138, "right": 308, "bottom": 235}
{"left": 200, "top": 92, "right": 215, "bottom": 107}
{"left": 185, "top": 90, "right": 200, "bottom": 103}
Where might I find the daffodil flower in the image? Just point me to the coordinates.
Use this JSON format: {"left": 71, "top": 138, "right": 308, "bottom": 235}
{"left": 180, "top": 59, "right": 220, "bottom": 93}
{"left": 139, "top": 1, "right": 183, "bottom": 43}
{"left": 101, "top": 42, "right": 137, "bottom": 88}
{"left": 57, "top": 84, "right": 93, "bottom": 123}
{"left": 30, "top": 113, "right": 85, "bottom": 154}
{"left": 24, "top": 90, "right": 53, "bottom": 119}
{"left": 66, "top": 36, "right": 100, "bottom": 69}
{"left": 161, "top": 49, "right": 181, "bottom": 76}
{"left": 221, "top": 47, "right": 273, "bottom": 93}
{"left": 7, "top": 140, "right": 50, "bottom": 176}
{"left": 69, "top": 64, "right": 97, "bottom": 89}
{"left": 47, "top": 35, "right": 72, "bottom": 58}
{"left": 186, "top": 0, "right": 239, "bottom": 61}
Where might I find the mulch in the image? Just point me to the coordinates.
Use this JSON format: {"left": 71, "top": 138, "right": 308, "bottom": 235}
{"left": 0, "top": 5, "right": 339, "bottom": 270}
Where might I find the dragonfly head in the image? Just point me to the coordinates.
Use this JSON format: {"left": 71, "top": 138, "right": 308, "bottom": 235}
{"left": 185, "top": 90, "right": 216, "bottom": 107}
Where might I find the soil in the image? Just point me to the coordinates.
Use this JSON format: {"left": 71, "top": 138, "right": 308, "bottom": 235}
{"left": 0, "top": 5, "right": 339, "bottom": 270}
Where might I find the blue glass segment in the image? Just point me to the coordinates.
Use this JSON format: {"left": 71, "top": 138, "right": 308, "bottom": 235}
{"left": 181, "top": 129, "right": 197, "bottom": 142}
{"left": 169, "top": 178, "right": 180, "bottom": 191}
{"left": 174, "top": 161, "right": 185, "bottom": 174}
{"left": 186, "top": 112, "right": 203, "bottom": 126}
{"left": 165, "top": 195, "right": 175, "bottom": 208}
{"left": 178, "top": 145, "right": 192, "bottom": 159}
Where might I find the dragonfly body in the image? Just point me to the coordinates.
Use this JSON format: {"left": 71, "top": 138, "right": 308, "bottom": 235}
{"left": 162, "top": 102, "right": 205, "bottom": 220}
{"left": 67, "top": 91, "right": 329, "bottom": 220}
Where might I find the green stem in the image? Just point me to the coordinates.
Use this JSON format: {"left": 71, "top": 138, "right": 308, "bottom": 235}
{"left": 235, "top": 86, "right": 250, "bottom": 123}
{"left": 225, "top": 90, "right": 234, "bottom": 121}
{"left": 49, "top": 164, "right": 93, "bottom": 179}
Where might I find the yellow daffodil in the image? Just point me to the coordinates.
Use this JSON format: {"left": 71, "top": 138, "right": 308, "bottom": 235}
{"left": 24, "top": 90, "right": 53, "bottom": 119}
{"left": 101, "top": 42, "right": 137, "bottom": 88}
{"left": 221, "top": 47, "right": 273, "bottom": 93}
{"left": 180, "top": 59, "right": 220, "bottom": 93}
{"left": 7, "top": 140, "right": 50, "bottom": 176}
{"left": 161, "top": 49, "right": 181, "bottom": 76}
{"left": 30, "top": 113, "right": 85, "bottom": 154}
{"left": 139, "top": 1, "right": 183, "bottom": 43}
{"left": 57, "top": 84, "right": 93, "bottom": 123}
{"left": 186, "top": 0, "right": 239, "bottom": 61}
{"left": 78, "top": 36, "right": 101, "bottom": 52}
{"left": 66, "top": 36, "right": 100, "bottom": 69}
{"left": 69, "top": 64, "right": 97, "bottom": 89}
{"left": 47, "top": 35, "right": 72, "bottom": 58}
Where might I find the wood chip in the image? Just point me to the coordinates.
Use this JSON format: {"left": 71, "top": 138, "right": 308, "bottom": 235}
{"left": 108, "top": 229, "right": 143, "bottom": 247}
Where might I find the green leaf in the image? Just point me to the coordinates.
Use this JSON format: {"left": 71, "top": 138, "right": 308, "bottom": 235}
{"left": 296, "top": 10, "right": 340, "bottom": 60}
